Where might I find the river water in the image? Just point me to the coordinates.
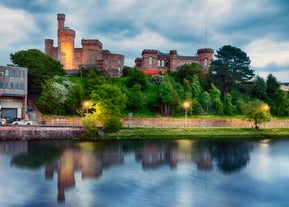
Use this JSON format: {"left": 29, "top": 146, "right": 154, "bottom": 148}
{"left": 0, "top": 138, "right": 289, "bottom": 207}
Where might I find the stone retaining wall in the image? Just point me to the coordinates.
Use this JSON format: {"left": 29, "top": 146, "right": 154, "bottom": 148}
{"left": 0, "top": 126, "right": 85, "bottom": 140}
{"left": 122, "top": 118, "right": 289, "bottom": 128}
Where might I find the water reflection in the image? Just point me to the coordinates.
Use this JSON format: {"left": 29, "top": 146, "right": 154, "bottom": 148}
{"left": 0, "top": 139, "right": 254, "bottom": 204}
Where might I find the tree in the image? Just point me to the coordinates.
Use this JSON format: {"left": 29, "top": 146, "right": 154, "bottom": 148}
{"left": 209, "top": 84, "right": 223, "bottom": 114}
{"left": 125, "top": 84, "right": 144, "bottom": 111}
{"left": 250, "top": 76, "right": 267, "bottom": 100}
{"left": 270, "top": 89, "right": 289, "bottom": 116}
{"left": 223, "top": 93, "right": 236, "bottom": 115}
{"left": 157, "top": 77, "right": 179, "bottom": 115}
{"left": 191, "top": 75, "right": 203, "bottom": 99}
{"left": 126, "top": 68, "right": 147, "bottom": 90}
{"left": 86, "top": 84, "right": 127, "bottom": 134}
{"left": 209, "top": 45, "right": 254, "bottom": 96}
{"left": 200, "top": 91, "right": 211, "bottom": 112}
{"left": 241, "top": 99, "right": 271, "bottom": 129}
{"left": 36, "top": 76, "right": 76, "bottom": 114}
{"left": 173, "top": 62, "right": 205, "bottom": 84}
{"left": 10, "top": 49, "right": 65, "bottom": 94}
{"left": 266, "top": 73, "right": 280, "bottom": 99}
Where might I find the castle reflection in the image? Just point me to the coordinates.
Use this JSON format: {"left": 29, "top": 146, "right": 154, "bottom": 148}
{"left": 0, "top": 139, "right": 252, "bottom": 204}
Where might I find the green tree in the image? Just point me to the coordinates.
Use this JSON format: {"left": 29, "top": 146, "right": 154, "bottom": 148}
{"left": 241, "top": 99, "right": 271, "bottom": 129}
{"left": 223, "top": 93, "right": 236, "bottom": 115}
{"left": 173, "top": 62, "right": 205, "bottom": 84}
{"left": 200, "top": 91, "right": 211, "bottom": 112}
{"left": 126, "top": 68, "right": 147, "bottom": 90}
{"left": 250, "top": 76, "right": 267, "bottom": 100}
{"left": 266, "top": 73, "right": 280, "bottom": 99}
{"left": 125, "top": 84, "right": 144, "bottom": 111}
{"left": 210, "top": 84, "right": 223, "bottom": 114}
{"left": 157, "top": 77, "right": 179, "bottom": 115}
{"left": 87, "top": 84, "right": 127, "bottom": 134}
{"left": 64, "top": 84, "right": 84, "bottom": 115}
{"left": 270, "top": 89, "right": 289, "bottom": 116}
{"left": 209, "top": 45, "right": 254, "bottom": 96}
{"left": 10, "top": 49, "right": 65, "bottom": 94}
{"left": 191, "top": 75, "right": 203, "bottom": 99}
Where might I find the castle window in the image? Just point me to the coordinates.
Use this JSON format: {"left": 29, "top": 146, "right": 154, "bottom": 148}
{"left": 149, "top": 57, "right": 153, "bottom": 65}
{"left": 204, "top": 58, "right": 208, "bottom": 67}
{"left": 165, "top": 61, "right": 169, "bottom": 67}
{"left": 118, "top": 59, "right": 122, "bottom": 64}
{"left": 5, "top": 69, "right": 9, "bottom": 76}
{"left": 162, "top": 60, "right": 164, "bottom": 67}
{"left": 158, "top": 60, "right": 161, "bottom": 67}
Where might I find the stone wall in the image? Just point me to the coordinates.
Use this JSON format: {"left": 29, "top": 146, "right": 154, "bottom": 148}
{"left": 0, "top": 126, "right": 85, "bottom": 140}
{"left": 122, "top": 118, "right": 289, "bottom": 128}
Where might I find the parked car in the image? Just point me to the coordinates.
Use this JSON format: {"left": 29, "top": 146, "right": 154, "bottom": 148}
{"left": 12, "top": 119, "right": 33, "bottom": 125}
{"left": 0, "top": 118, "right": 6, "bottom": 125}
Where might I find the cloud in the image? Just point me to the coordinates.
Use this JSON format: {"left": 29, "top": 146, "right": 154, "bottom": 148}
{"left": 0, "top": 0, "right": 289, "bottom": 81}
{"left": 245, "top": 38, "right": 289, "bottom": 68}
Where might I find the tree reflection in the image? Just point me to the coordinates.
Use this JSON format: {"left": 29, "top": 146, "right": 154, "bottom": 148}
{"left": 210, "top": 141, "right": 253, "bottom": 174}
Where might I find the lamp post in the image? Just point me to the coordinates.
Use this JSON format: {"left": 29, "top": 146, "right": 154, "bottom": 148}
{"left": 83, "top": 101, "right": 89, "bottom": 114}
{"left": 183, "top": 101, "right": 190, "bottom": 127}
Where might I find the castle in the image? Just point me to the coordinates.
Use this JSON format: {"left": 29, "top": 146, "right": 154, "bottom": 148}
{"left": 135, "top": 48, "right": 214, "bottom": 76}
{"left": 45, "top": 14, "right": 124, "bottom": 76}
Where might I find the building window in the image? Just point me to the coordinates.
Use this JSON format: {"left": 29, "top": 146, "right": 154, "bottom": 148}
{"left": 204, "top": 58, "right": 208, "bottom": 67}
{"left": 158, "top": 60, "right": 161, "bottom": 67}
{"left": 149, "top": 57, "right": 153, "bottom": 65}
{"left": 162, "top": 60, "right": 164, "bottom": 67}
{"left": 5, "top": 70, "right": 9, "bottom": 76}
{"left": 10, "top": 82, "right": 13, "bottom": 89}
{"left": 118, "top": 59, "right": 122, "bottom": 64}
{"left": 0, "top": 82, "right": 3, "bottom": 88}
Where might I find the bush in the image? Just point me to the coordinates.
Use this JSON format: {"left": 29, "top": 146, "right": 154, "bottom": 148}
{"left": 103, "top": 117, "right": 123, "bottom": 133}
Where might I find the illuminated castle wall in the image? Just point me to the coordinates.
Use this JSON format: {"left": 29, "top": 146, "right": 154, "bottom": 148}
{"left": 45, "top": 14, "right": 124, "bottom": 77}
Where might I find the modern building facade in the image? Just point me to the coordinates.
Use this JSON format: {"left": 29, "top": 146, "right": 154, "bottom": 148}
{"left": 135, "top": 48, "right": 214, "bottom": 75}
{"left": 45, "top": 14, "right": 124, "bottom": 77}
{"left": 0, "top": 66, "right": 28, "bottom": 121}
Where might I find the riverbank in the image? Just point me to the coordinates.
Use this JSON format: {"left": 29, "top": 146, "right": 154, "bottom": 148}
{"left": 106, "top": 127, "right": 289, "bottom": 139}
{"left": 0, "top": 125, "right": 85, "bottom": 140}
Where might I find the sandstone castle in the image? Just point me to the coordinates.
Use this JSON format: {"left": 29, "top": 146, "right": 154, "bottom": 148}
{"left": 135, "top": 48, "right": 214, "bottom": 76}
{"left": 45, "top": 14, "right": 124, "bottom": 76}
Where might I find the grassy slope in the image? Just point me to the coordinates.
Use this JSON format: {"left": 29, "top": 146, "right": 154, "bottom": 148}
{"left": 106, "top": 128, "right": 289, "bottom": 139}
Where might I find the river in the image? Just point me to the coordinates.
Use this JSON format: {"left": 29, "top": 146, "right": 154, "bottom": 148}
{"left": 0, "top": 138, "right": 289, "bottom": 207}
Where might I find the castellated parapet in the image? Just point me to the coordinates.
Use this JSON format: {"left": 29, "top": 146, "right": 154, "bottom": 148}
{"left": 136, "top": 48, "right": 214, "bottom": 75}
{"left": 45, "top": 14, "right": 124, "bottom": 77}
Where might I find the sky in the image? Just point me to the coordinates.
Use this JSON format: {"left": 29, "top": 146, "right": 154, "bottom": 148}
{"left": 1, "top": 0, "right": 289, "bottom": 82}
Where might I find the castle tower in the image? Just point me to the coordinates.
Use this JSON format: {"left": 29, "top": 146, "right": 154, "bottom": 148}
{"left": 57, "top": 14, "right": 75, "bottom": 70}
{"left": 197, "top": 48, "right": 214, "bottom": 73}
{"left": 45, "top": 39, "right": 54, "bottom": 57}
{"left": 169, "top": 50, "right": 177, "bottom": 70}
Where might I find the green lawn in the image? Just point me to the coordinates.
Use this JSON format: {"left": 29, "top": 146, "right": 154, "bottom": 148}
{"left": 106, "top": 127, "right": 289, "bottom": 139}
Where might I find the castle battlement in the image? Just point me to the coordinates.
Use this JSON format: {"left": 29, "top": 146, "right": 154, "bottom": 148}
{"left": 44, "top": 14, "right": 124, "bottom": 77}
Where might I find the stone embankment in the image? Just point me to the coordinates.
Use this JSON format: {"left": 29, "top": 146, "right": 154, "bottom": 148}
{"left": 0, "top": 125, "right": 85, "bottom": 140}
{"left": 122, "top": 118, "right": 289, "bottom": 128}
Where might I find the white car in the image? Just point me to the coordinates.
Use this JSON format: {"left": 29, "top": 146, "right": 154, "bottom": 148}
{"left": 12, "top": 119, "right": 33, "bottom": 125}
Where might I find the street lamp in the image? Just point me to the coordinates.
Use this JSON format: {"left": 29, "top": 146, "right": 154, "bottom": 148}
{"left": 183, "top": 101, "right": 190, "bottom": 127}
{"left": 83, "top": 101, "right": 89, "bottom": 114}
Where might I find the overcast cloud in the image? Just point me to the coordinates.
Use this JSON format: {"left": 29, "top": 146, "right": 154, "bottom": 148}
{"left": 1, "top": 0, "right": 289, "bottom": 81}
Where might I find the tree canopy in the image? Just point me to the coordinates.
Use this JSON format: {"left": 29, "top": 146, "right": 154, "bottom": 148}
{"left": 209, "top": 45, "right": 254, "bottom": 96}
{"left": 10, "top": 49, "right": 65, "bottom": 94}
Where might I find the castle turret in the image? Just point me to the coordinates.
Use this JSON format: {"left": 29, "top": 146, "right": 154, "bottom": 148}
{"left": 57, "top": 14, "right": 76, "bottom": 70}
{"left": 197, "top": 48, "right": 214, "bottom": 73}
{"left": 169, "top": 50, "right": 177, "bottom": 70}
{"left": 57, "top": 14, "right": 65, "bottom": 30}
